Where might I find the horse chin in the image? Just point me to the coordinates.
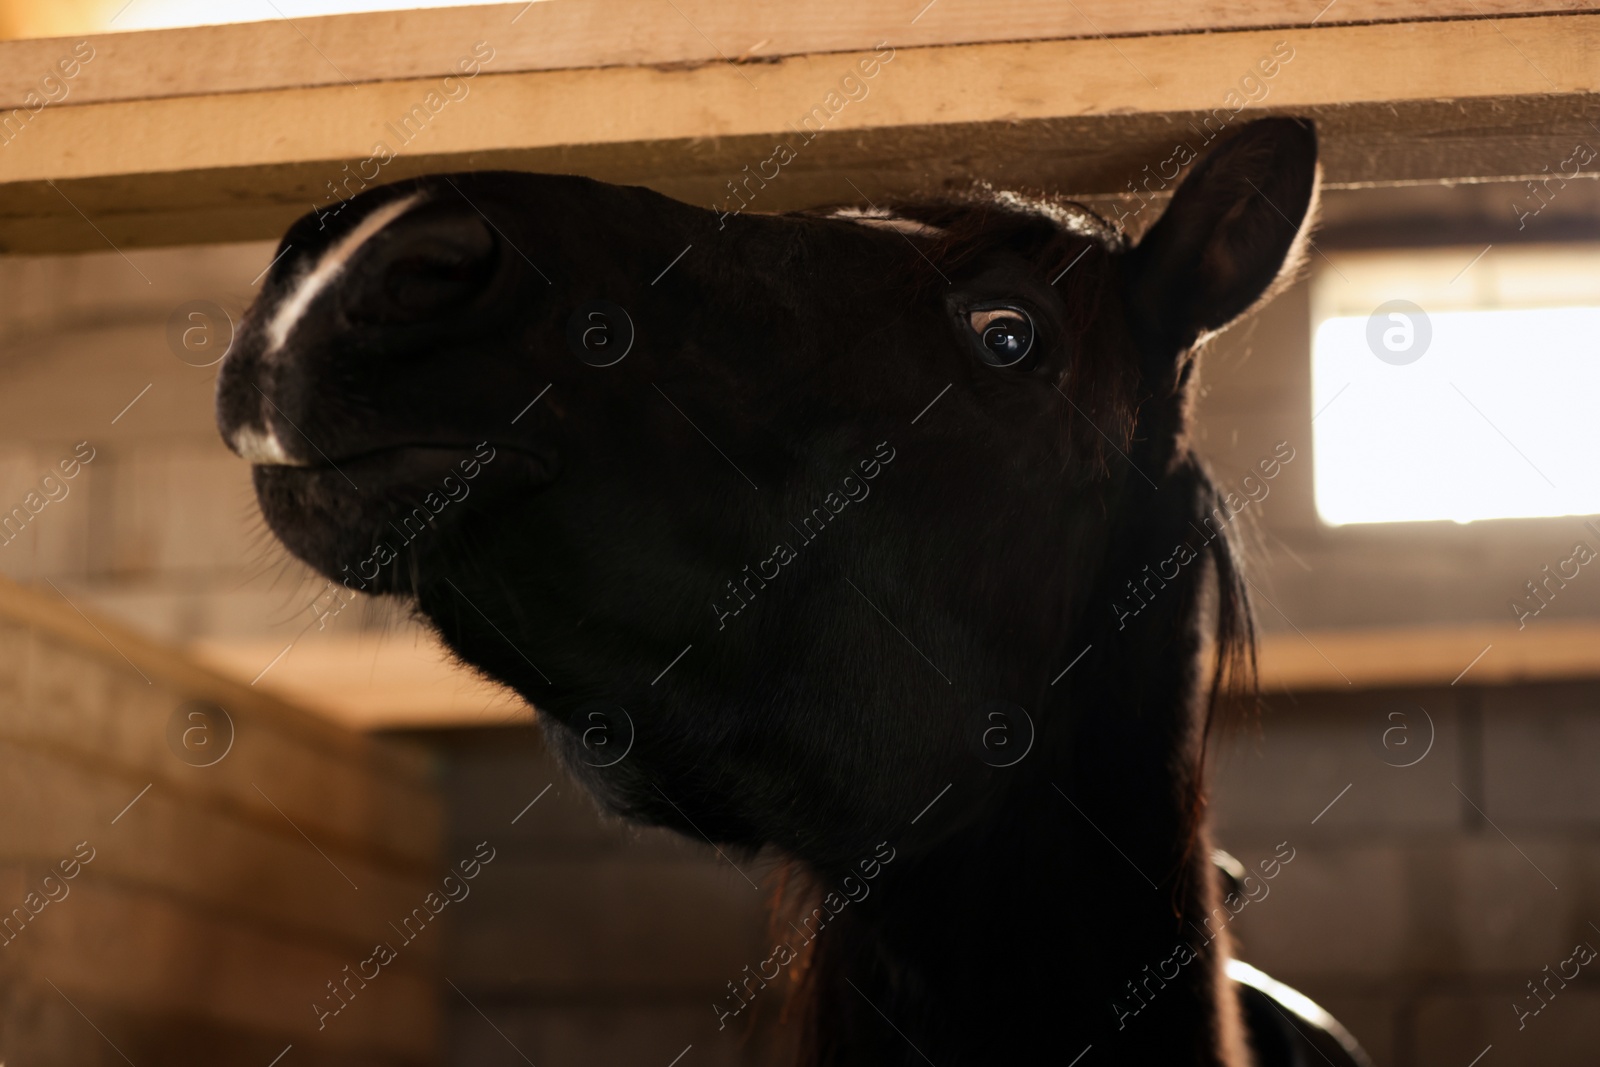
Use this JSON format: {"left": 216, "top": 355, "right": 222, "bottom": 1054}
{"left": 540, "top": 716, "right": 773, "bottom": 850}
{"left": 251, "top": 443, "right": 555, "bottom": 594}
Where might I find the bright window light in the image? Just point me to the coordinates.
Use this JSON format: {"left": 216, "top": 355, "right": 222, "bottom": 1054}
{"left": 1310, "top": 245, "right": 1600, "bottom": 525}
{"left": 113, "top": 0, "right": 516, "bottom": 32}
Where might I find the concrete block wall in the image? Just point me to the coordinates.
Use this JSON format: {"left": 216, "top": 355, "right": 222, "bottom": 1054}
{"left": 418, "top": 727, "right": 775, "bottom": 1067}
{"left": 1211, "top": 681, "right": 1600, "bottom": 1066}
{"left": 0, "top": 428, "right": 398, "bottom": 646}
{"left": 0, "top": 241, "right": 404, "bottom": 653}
{"left": 414, "top": 681, "right": 1600, "bottom": 1067}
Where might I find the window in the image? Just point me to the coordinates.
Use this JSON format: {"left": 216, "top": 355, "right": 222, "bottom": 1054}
{"left": 111, "top": 0, "right": 504, "bottom": 33}
{"left": 1310, "top": 244, "right": 1600, "bottom": 525}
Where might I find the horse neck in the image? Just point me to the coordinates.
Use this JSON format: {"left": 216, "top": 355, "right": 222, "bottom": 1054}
{"left": 789, "top": 456, "right": 1248, "bottom": 1066}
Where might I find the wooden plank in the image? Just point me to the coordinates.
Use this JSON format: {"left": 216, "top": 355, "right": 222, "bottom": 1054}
{"left": 1257, "top": 619, "right": 1600, "bottom": 692}
{"left": 0, "top": 985, "right": 427, "bottom": 1067}
{"left": 0, "top": 551, "right": 444, "bottom": 1067}
{"left": 0, "top": 616, "right": 440, "bottom": 865}
{"left": 0, "top": 574, "right": 432, "bottom": 780}
{"left": 3, "top": 14, "right": 1599, "bottom": 252}
{"left": 186, "top": 616, "right": 1600, "bottom": 728}
{"left": 191, "top": 633, "right": 529, "bottom": 731}
{"left": 0, "top": 741, "right": 444, "bottom": 942}
{"left": 2, "top": 1, "right": 1596, "bottom": 109}
{"left": 181, "top": 609, "right": 1600, "bottom": 726}
{"left": 198, "top": 617, "right": 1600, "bottom": 726}
{"left": 0, "top": 872, "right": 438, "bottom": 1061}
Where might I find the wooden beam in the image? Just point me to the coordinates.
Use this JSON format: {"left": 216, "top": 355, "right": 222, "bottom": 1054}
{"left": 1257, "top": 620, "right": 1600, "bottom": 693}
{"left": 0, "top": 574, "right": 431, "bottom": 776}
{"left": 179, "top": 618, "right": 1600, "bottom": 731}
{"left": 191, "top": 634, "right": 529, "bottom": 731}
{"left": 3, "top": 11, "right": 1600, "bottom": 252}
{"left": 3, "top": 1, "right": 1595, "bottom": 108}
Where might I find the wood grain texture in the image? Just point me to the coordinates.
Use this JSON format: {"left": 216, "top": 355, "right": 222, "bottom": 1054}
{"left": 0, "top": 630, "right": 440, "bottom": 866}
{"left": 1256, "top": 619, "right": 1600, "bottom": 692}
{"left": 0, "top": 576, "right": 445, "bottom": 1065}
{"left": 0, "top": 872, "right": 437, "bottom": 1059}
{"left": 2, "top": 1, "right": 1596, "bottom": 108}
{"left": 0, "top": 741, "right": 444, "bottom": 939}
{"left": 2, "top": 13, "right": 1599, "bottom": 252}
{"left": 0, "top": 576, "right": 431, "bottom": 778}
{"left": 191, "top": 633, "right": 529, "bottom": 730}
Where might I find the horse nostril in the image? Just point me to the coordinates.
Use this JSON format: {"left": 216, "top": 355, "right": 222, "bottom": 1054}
{"left": 360, "top": 204, "right": 498, "bottom": 321}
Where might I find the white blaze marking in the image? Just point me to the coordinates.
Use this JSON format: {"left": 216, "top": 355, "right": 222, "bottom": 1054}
{"left": 830, "top": 207, "right": 944, "bottom": 237}
{"left": 264, "top": 192, "right": 423, "bottom": 354}
{"left": 231, "top": 426, "right": 298, "bottom": 465}
{"left": 236, "top": 191, "right": 424, "bottom": 465}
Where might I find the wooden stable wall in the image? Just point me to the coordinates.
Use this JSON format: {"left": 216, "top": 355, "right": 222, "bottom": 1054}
{"left": 3, "top": 2, "right": 1600, "bottom": 251}
{"left": 0, "top": 575, "right": 443, "bottom": 1066}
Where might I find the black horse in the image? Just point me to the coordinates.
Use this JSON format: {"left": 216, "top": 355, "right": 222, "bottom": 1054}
{"left": 218, "top": 117, "right": 1370, "bottom": 1066}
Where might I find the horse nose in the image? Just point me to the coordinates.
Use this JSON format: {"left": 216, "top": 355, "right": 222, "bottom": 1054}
{"left": 356, "top": 200, "right": 499, "bottom": 322}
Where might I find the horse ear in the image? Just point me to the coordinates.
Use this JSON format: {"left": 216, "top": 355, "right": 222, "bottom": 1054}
{"left": 1125, "top": 117, "right": 1318, "bottom": 357}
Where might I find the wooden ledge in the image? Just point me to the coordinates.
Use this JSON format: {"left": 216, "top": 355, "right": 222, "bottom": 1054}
{"left": 3, "top": 2, "right": 1595, "bottom": 109}
{"left": 173, "top": 619, "right": 1600, "bottom": 731}
{"left": 0, "top": 9, "right": 1599, "bottom": 251}
{"left": 1257, "top": 619, "right": 1600, "bottom": 693}
{"left": 190, "top": 633, "right": 529, "bottom": 732}
{"left": 0, "top": 574, "right": 434, "bottom": 777}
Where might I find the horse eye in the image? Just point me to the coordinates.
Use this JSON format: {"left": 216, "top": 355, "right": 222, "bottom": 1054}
{"left": 966, "top": 307, "right": 1035, "bottom": 368}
